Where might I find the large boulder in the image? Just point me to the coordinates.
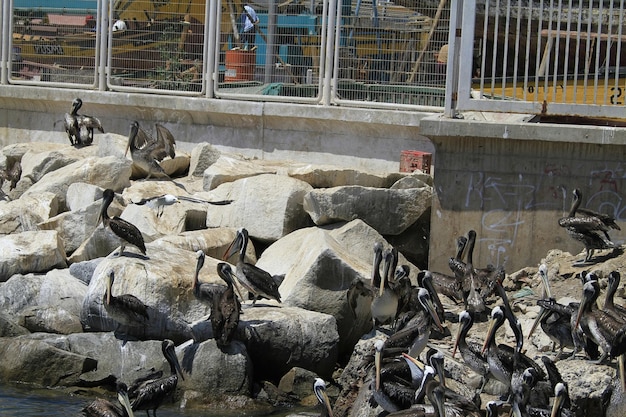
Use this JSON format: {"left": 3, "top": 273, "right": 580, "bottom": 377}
{"left": 237, "top": 305, "right": 339, "bottom": 382}
{"left": 206, "top": 173, "right": 314, "bottom": 241}
{"left": 304, "top": 184, "right": 433, "bottom": 235}
{"left": 20, "top": 144, "right": 95, "bottom": 182}
{"left": 0, "top": 337, "right": 96, "bottom": 386}
{"left": 22, "top": 156, "right": 132, "bottom": 211}
{"left": 0, "top": 230, "right": 67, "bottom": 280}
{"left": 203, "top": 155, "right": 277, "bottom": 190}
{"left": 0, "top": 269, "right": 87, "bottom": 333}
{"left": 81, "top": 245, "right": 217, "bottom": 343}
{"left": 0, "top": 192, "right": 59, "bottom": 235}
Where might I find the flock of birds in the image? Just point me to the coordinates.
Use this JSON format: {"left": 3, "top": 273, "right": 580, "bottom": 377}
{"left": 4, "top": 98, "right": 623, "bottom": 416}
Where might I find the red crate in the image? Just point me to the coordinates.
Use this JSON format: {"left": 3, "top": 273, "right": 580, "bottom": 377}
{"left": 400, "top": 150, "right": 432, "bottom": 174}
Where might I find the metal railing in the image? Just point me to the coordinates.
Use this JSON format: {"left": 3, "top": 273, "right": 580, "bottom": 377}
{"left": 451, "top": 0, "right": 626, "bottom": 120}
{"left": 2, "top": 0, "right": 626, "bottom": 120}
{"left": 3, "top": 0, "right": 448, "bottom": 110}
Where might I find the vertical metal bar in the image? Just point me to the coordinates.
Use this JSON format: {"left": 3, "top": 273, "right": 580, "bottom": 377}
{"left": 502, "top": 1, "right": 513, "bottom": 99}
{"left": 571, "top": 1, "right": 584, "bottom": 99}
{"left": 489, "top": 0, "right": 500, "bottom": 97}
{"left": 522, "top": 0, "right": 533, "bottom": 101}
{"left": 325, "top": 0, "right": 337, "bottom": 106}
{"left": 592, "top": 0, "right": 605, "bottom": 103}
{"left": 582, "top": 0, "right": 594, "bottom": 102}
{"left": 206, "top": 0, "right": 218, "bottom": 97}
{"left": 1, "top": 0, "right": 11, "bottom": 84}
{"left": 533, "top": 0, "right": 544, "bottom": 102}
{"left": 444, "top": 0, "right": 465, "bottom": 117}
{"left": 561, "top": 1, "right": 573, "bottom": 103}
{"left": 602, "top": 0, "right": 615, "bottom": 104}
{"left": 479, "top": 0, "right": 490, "bottom": 95}
{"left": 264, "top": 1, "right": 276, "bottom": 84}
{"left": 550, "top": 0, "right": 562, "bottom": 103}
{"left": 318, "top": 0, "right": 328, "bottom": 95}
{"left": 97, "top": 0, "right": 107, "bottom": 90}
{"left": 612, "top": 0, "right": 625, "bottom": 105}
{"left": 458, "top": 0, "right": 476, "bottom": 108}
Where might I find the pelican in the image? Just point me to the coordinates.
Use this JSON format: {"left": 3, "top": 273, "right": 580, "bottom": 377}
{"left": 64, "top": 98, "right": 103, "bottom": 146}
{"left": 460, "top": 230, "right": 488, "bottom": 315}
{"left": 417, "top": 271, "right": 446, "bottom": 325}
{"left": 372, "top": 339, "right": 415, "bottom": 413}
{"left": 82, "top": 381, "right": 134, "bottom": 417}
{"left": 64, "top": 98, "right": 82, "bottom": 146}
{"left": 98, "top": 189, "right": 146, "bottom": 256}
{"left": 0, "top": 156, "right": 21, "bottom": 198}
{"left": 223, "top": 228, "right": 282, "bottom": 306}
{"left": 604, "top": 271, "right": 626, "bottom": 321}
{"left": 558, "top": 188, "right": 617, "bottom": 263}
{"left": 131, "top": 339, "right": 184, "bottom": 417}
{"left": 211, "top": 263, "right": 242, "bottom": 348}
{"left": 574, "top": 280, "right": 626, "bottom": 363}
{"left": 125, "top": 121, "right": 176, "bottom": 179}
{"left": 494, "top": 274, "right": 524, "bottom": 361}
{"left": 192, "top": 250, "right": 229, "bottom": 305}
{"left": 371, "top": 246, "right": 400, "bottom": 328}
{"left": 481, "top": 306, "right": 546, "bottom": 394}
{"left": 314, "top": 378, "right": 334, "bottom": 417}
{"left": 346, "top": 276, "right": 374, "bottom": 322}
{"left": 452, "top": 310, "right": 490, "bottom": 393}
{"left": 103, "top": 270, "right": 149, "bottom": 332}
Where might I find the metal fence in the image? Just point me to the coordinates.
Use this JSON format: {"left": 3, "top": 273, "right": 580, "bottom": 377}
{"left": 3, "top": 0, "right": 449, "bottom": 110}
{"left": 452, "top": 0, "right": 626, "bottom": 120}
{"left": 3, "top": 0, "right": 626, "bottom": 119}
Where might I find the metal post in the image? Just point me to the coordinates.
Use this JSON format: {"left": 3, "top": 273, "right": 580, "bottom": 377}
{"left": 444, "top": 0, "right": 468, "bottom": 118}
{"left": 2, "top": 0, "right": 14, "bottom": 84}
{"left": 324, "top": 0, "right": 338, "bottom": 106}
{"left": 98, "top": 0, "right": 108, "bottom": 90}
{"left": 206, "top": 0, "right": 218, "bottom": 97}
{"left": 264, "top": 0, "right": 276, "bottom": 84}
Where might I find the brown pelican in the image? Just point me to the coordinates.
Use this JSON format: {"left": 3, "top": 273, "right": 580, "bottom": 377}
{"left": 64, "top": 98, "right": 82, "bottom": 146}
{"left": 481, "top": 306, "right": 546, "bottom": 395}
{"left": 64, "top": 98, "right": 103, "bottom": 146}
{"left": 558, "top": 188, "right": 617, "bottom": 263}
{"left": 192, "top": 250, "right": 231, "bottom": 305}
{"left": 417, "top": 271, "right": 446, "bottom": 325}
{"left": 371, "top": 246, "right": 400, "bottom": 328}
{"left": 103, "top": 270, "right": 149, "bottom": 331}
{"left": 346, "top": 277, "right": 374, "bottom": 322}
{"left": 574, "top": 280, "right": 626, "bottom": 363}
{"left": 131, "top": 339, "right": 184, "bottom": 417}
{"left": 0, "top": 156, "right": 21, "bottom": 198}
{"left": 494, "top": 274, "right": 524, "bottom": 361}
{"left": 604, "top": 271, "right": 626, "bottom": 321}
{"left": 98, "top": 189, "right": 147, "bottom": 256}
{"left": 314, "top": 378, "right": 334, "bottom": 417}
{"left": 223, "top": 228, "right": 282, "bottom": 306}
{"left": 82, "top": 381, "right": 134, "bottom": 417}
{"left": 459, "top": 230, "right": 490, "bottom": 315}
{"left": 372, "top": 339, "right": 416, "bottom": 413}
{"left": 125, "top": 121, "right": 176, "bottom": 179}
{"left": 452, "top": 310, "right": 490, "bottom": 393}
{"left": 211, "top": 263, "right": 242, "bottom": 348}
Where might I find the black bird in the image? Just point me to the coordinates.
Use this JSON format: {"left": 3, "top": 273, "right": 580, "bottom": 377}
{"left": 574, "top": 280, "right": 626, "bottom": 363}
{"left": 103, "top": 270, "right": 149, "bottom": 332}
{"left": 82, "top": 381, "right": 134, "bottom": 417}
{"left": 192, "top": 250, "right": 230, "bottom": 305}
{"left": 131, "top": 339, "right": 184, "bottom": 417}
{"left": 211, "top": 263, "right": 242, "bottom": 348}
{"left": 604, "top": 271, "right": 626, "bottom": 322}
{"left": 223, "top": 228, "right": 282, "bottom": 306}
{"left": 558, "top": 188, "right": 618, "bottom": 263}
{"left": 452, "top": 310, "right": 490, "bottom": 394}
{"left": 481, "top": 306, "right": 546, "bottom": 394}
{"left": 98, "top": 189, "right": 147, "bottom": 257}
{"left": 0, "top": 156, "right": 21, "bottom": 198}
{"left": 372, "top": 339, "right": 416, "bottom": 413}
{"left": 125, "top": 121, "right": 176, "bottom": 179}
{"left": 64, "top": 98, "right": 103, "bottom": 146}
{"left": 314, "top": 378, "right": 334, "bottom": 417}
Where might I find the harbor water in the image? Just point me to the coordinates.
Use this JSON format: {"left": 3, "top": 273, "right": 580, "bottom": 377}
{"left": 0, "top": 383, "right": 309, "bottom": 417}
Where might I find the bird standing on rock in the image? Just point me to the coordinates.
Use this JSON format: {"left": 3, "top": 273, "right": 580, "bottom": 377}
{"left": 125, "top": 121, "right": 176, "bottom": 180}
{"left": 223, "top": 228, "right": 282, "bottom": 306}
{"left": 98, "top": 189, "right": 147, "bottom": 257}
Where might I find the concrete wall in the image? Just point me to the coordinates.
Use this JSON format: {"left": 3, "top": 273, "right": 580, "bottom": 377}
{"left": 2, "top": 86, "right": 626, "bottom": 273}
{"left": 421, "top": 116, "right": 626, "bottom": 273}
{"left": 0, "top": 86, "right": 436, "bottom": 173}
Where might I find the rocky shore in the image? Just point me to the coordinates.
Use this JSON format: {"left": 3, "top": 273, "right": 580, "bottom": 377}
{"left": 0, "top": 133, "right": 625, "bottom": 416}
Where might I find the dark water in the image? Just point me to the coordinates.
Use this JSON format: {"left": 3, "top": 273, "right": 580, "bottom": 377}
{"left": 0, "top": 383, "right": 310, "bottom": 417}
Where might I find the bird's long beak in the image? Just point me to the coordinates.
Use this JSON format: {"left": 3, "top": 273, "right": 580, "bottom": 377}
{"left": 315, "top": 384, "right": 334, "bottom": 417}
{"left": 422, "top": 295, "right": 445, "bottom": 333}
{"left": 223, "top": 235, "right": 240, "bottom": 261}
{"left": 528, "top": 307, "right": 549, "bottom": 339}
{"left": 401, "top": 352, "right": 425, "bottom": 370}
{"left": 550, "top": 388, "right": 564, "bottom": 417}
{"left": 452, "top": 322, "right": 463, "bottom": 358}
{"left": 106, "top": 273, "right": 112, "bottom": 305}
{"left": 619, "top": 353, "right": 625, "bottom": 392}
{"left": 118, "top": 390, "right": 134, "bottom": 417}
{"left": 166, "top": 347, "right": 185, "bottom": 381}
{"left": 573, "top": 294, "right": 588, "bottom": 330}
{"left": 375, "top": 344, "right": 383, "bottom": 391}
{"left": 432, "top": 386, "right": 447, "bottom": 417}
{"left": 481, "top": 317, "right": 498, "bottom": 355}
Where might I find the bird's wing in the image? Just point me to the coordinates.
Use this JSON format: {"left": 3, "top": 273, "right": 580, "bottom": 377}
{"left": 177, "top": 195, "right": 234, "bottom": 205}
{"left": 155, "top": 124, "right": 176, "bottom": 159}
{"left": 131, "top": 124, "right": 153, "bottom": 151}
